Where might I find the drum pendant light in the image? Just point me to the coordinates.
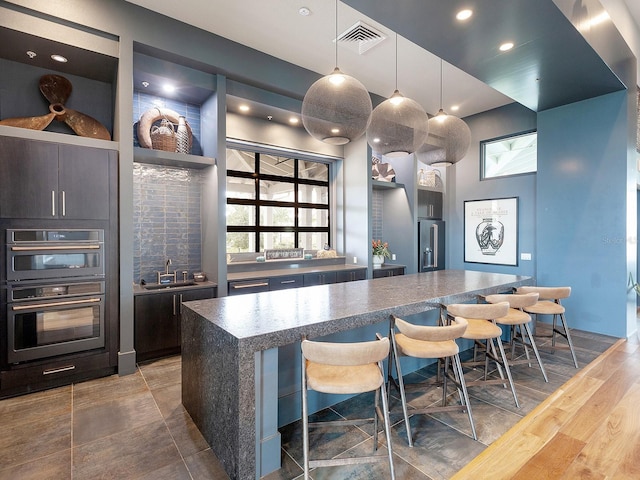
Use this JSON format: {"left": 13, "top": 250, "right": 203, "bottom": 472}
{"left": 301, "top": 0, "right": 372, "bottom": 145}
{"left": 423, "top": 59, "right": 471, "bottom": 166}
{"left": 366, "top": 34, "right": 429, "bottom": 157}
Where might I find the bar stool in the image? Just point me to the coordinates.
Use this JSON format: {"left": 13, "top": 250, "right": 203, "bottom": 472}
{"left": 301, "top": 335, "right": 395, "bottom": 480}
{"left": 515, "top": 286, "right": 578, "bottom": 368}
{"left": 445, "top": 301, "right": 520, "bottom": 408}
{"left": 484, "top": 292, "right": 549, "bottom": 382}
{"left": 388, "top": 314, "right": 476, "bottom": 445}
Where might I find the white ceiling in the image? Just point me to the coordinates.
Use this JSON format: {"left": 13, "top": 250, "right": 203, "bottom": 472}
{"left": 126, "top": 0, "right": 639, "bottom": 119}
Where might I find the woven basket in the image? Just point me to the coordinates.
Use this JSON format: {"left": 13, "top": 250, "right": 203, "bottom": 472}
{"left": 150, "top": 118, "right": 177, "bottom": 152}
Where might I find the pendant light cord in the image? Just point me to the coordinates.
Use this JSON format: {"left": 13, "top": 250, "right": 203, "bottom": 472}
{"left": 395, "top": 33, "right": 398, "bottom": 90}
{"left": 335, "top": 0, "right": 338, "bottom": 69}
{"left": 439, "top": 58, "right": 443, "bottom": 110}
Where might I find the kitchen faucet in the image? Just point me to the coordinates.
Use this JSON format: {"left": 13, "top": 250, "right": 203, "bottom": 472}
{"left": 157, "top": 259, "right": 176, "bottom": 284}
{"left": 165, "top": 258, "right": 172, "bottom": 274}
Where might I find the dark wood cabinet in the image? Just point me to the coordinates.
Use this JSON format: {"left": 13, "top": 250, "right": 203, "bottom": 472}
{"left": 270, "top": 274, "right": 304, "bottom": 291}
{"left": 134, "top": 287, "right": 216, "bottom": 362}
{"left": 417, "top": 189, "right": 443, "bottom": 220}
{"left": 303, "top": 271, "right": 337, "bottom": 286}
{"left": 336, "top": 268, "right": 367, "bottom": 283}
{"left": 0, "top": 137, "right": 112, "bottom": 220}
{"left": 228, "top": 279, "right": 270, "bottom": 296}
{"left": 373, "top": 265, "right": 406, "bottom": 278}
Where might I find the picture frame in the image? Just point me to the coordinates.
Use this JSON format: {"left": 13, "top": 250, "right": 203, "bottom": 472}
{"left": 464, "top": 197, "right": 518, "bottom": 266}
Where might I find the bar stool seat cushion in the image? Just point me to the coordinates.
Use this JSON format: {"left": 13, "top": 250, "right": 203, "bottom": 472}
{"left": 395, "top": 334, "right": 459, "bottom": 358}
{"left": 306, "top": 362, "right": 383, "bottom": 394}
{"left": 462, "top": 318, "right": 503, "bottom": 340}
{"left": 494, "top": 308, "right": 531, "bottom": 325}
{"left": 523, "top": 300, "right": 565, "bottom": 315}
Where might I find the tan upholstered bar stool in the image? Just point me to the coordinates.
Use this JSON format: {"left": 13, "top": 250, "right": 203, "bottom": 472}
{"left": 516, "top": 286, "right": 578, "bottom": 368}
{"left": 484, "top": 292, "right": 549, "bottom": 382}
{"left": 446, "top": 301, "right": 520, "bottom": 408}
{"left": 301, "top": 336, "right": 395, "bottom": 480}
{"left": 388, "top": 314, "right": 476, "bottom": 445}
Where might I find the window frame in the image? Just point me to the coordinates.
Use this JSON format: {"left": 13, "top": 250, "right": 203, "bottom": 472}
{"left": 226, "top": 149, "right": 331, "bottom": 253}
{"left": 480, "top": 130, "right": 537, "bottom": 180}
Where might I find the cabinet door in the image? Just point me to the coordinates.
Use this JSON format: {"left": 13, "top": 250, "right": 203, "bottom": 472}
{"left": 269, "top": 275, "right": 303, "bottom": 291}
{"left": 228, "top": 279, "right": 270, "bottom": 296}
{"left": 417, "top": 189, "right": 443, "bottom": 219}
{"left": 303, "top": 271, "right": 337, "bottom": 286}
{"left": 336, "top": 268, "right": 367, "bottom": 283}
{"left": 0, "top": 137, "right": 58, "bottom": 218}
{"left": 177, "top": 288, "right": 216, "bottom": 342}
{"left": 134, "top": 293, "right": 179, "bottom": 362}
{"left": 58, "top": 144, "right": 111, "bottom": 220}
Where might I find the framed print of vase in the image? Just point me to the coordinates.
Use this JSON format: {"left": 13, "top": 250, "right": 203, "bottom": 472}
{"left": 464, "top": 197, "right": 518, "bottom": 266}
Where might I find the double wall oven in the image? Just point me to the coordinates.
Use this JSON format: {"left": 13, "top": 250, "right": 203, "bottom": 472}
{"left": 4, "top": 229, "right": 106, "bottom": 364}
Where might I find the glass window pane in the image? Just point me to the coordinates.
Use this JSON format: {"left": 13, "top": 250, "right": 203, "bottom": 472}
{"left": 299, "top": 161, "right": 328, "bottom": 181}
{"left": 260, "top": 206, "right": 295, "bottom": 226}
{"left": 298, "top": 208, "right": 328, "bottom": 227}
{"left": 226, "top": 232, "right": 254, "bottom": 253}
{"left": 260, "top": 232, "right": 295, "bottom": 250}
{"left": 299, "top": 232, "right": 329, "bottom": 251}
{"left": 226, "top": 204, "right": 255, "bottom": 226}
{"left": 298, "top": 184, "right": 328, "bottom": 204}
{"left": 481, "top": 132, "right": 537, "bottom": 179}
{"left": 260, "top": 154, "right": 294, "bottom": 177}
{"left": 226, "top": 149, "right": 255, "bottom": 173}
{"left": 227, "top": 177, "right": 255, "bottom": 200}
{"left": 259, "top": 180, "right": 294, "bottom": 202}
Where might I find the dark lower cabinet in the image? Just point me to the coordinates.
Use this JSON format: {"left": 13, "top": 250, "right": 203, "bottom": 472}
{"left": 134, "top": 287, "right": 216, "bottom": 362}
{"left": 303, "top": 271, "right": 337, "bottom": 286}
{"left": 372, "top": 265, "right": 406, "bottom": 278}
{"left": 336, "top": 268, "right": 367, "bottom": 283}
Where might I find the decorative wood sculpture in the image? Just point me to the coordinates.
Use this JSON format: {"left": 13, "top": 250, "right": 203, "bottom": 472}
{"left": 0, "top": 74, "right": 111, "bottom": 140}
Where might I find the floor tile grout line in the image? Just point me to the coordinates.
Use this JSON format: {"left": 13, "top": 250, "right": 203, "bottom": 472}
{"left": 138, "top": 361, "right": 195, "bottom": 480}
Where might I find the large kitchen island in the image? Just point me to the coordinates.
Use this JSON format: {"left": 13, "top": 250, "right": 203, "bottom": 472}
{"left": 181, "top": 270, "right": 533, "bottom": 479}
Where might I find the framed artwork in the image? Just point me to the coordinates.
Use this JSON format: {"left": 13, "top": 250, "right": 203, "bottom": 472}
{"left": 464, "top": 197, "right": 518, "bottom": 266}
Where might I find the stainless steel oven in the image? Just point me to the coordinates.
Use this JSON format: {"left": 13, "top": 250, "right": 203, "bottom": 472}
{"left": 7, "top": 280, "right": 105, "bottom": 363}
{"left": 6, "top": 229, "right": 104, "bottom": 281}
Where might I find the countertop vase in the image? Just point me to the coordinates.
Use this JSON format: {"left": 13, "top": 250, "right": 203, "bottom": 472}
{"left": 372, "top": 254, "right": 384, "bottom": 269}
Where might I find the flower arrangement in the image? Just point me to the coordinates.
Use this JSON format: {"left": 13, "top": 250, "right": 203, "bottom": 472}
{"left": 372, "top": 239, "right": 391, "bottom": 258}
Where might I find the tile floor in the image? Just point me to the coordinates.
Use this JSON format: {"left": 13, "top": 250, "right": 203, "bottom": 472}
{"left": 0, "top": 325, "right": 618, "bottom": 480}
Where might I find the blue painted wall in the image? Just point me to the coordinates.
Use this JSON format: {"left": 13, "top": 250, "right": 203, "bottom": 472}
{"left": 447, "top": 102, "right": 537, "bottom": 281}
{"left": 537, "top": 91, "right": 631, "bottom": 337}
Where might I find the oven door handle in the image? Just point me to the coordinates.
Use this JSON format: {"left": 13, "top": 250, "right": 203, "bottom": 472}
{"left": 10, "top": 245, "right": 101, "bottom": 251}
{"left": 11, "top": 297, "right": 101, "bottom": 311}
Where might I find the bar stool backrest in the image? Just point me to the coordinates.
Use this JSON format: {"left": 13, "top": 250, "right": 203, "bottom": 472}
{"left": 395, "top": 316, "right": 467, "bottom": 341}
{"left": 517, "top": 286, "right": 571, "bottom": 301}
{"left": 485, "top": 292, "right": 539, "bottom": 309}
{"left": 301, "top": 338, "right": 389, "bottom": 366}
{"left": 447, "top": 301, "right": 509, "bottom": 320}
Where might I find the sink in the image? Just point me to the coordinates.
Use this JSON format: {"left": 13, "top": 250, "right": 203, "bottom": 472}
{"left": 143, "top": 281, "right": 197, "bottom": 290}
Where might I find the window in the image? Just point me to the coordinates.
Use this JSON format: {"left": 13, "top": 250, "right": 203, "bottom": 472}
{"left": 481, "top": 131, "right": 537, "bottom": 179}
{"left": 226, "top": 149, "right": 330, "bottom": 253}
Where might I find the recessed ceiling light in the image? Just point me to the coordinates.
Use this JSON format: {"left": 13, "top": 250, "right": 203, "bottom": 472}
{"left": 450, "top": 105, "right": 460, "bottom": 112}
{"left": 239, "top": 105, "right": 250, "bottom": 112}
{"left": 289, "top": 117, "right": 299, "bottom": 124}
{"left": 499, "top": 42, "right": 514, "bottom": 52}
{"left": 162, "top": 83, "right": 176, "bottom": 93}
{"left": 456, "top": 9, "right": 473, "bottom": 21}
{"left": 26, "top": 51, "right": 37, "bottom": 59}
{"left": 141, "top": 81, "right": 150, "bottom": 88}
{"left": 51, "top": 54, "right": 67, "bottom": 63}
{"left": 298, "top": 7, "right": 311, "bottom": 16}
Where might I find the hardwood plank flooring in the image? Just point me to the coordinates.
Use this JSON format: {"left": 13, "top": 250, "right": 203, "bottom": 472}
{"left": 451, "top": 335, "right": 640, "bottom": 480}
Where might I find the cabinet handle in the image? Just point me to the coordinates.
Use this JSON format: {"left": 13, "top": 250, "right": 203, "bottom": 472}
{"left": 280, "top": 280, "right": 296, "bottom": 284}
{"left": 232, "top": 282, "right": 269, "bottom": 289}
{"left": 173, "top": 294, "right": 177, "bottom": 316}
{"left": 62, "top": 190, "right": 66, "bottom": 216}
{"left": 43, "top": 365, "right": 76, "bottom": 375}
{"left": 51, "top": 190, "right": 56, "bottom": 216}
{"left": 179, "top": 294, "right": 183, "bottom": 314}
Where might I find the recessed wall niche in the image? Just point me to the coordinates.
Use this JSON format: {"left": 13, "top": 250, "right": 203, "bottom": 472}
{"left": 133, "top": 163, "right": 203, "bottom": 283}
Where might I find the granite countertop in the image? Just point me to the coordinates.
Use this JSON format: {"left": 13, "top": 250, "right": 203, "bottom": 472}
{"left": 133, "top": 280, "right": 217, "bottom": 296}
{"left": 183, "top": 270, "right": 532, "bottom": 350}
{"left": 227, "top": 263, "right": 369, "bottom": 282}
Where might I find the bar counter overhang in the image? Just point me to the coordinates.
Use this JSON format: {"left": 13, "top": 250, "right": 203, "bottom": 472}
{"left": 181, "top": 270, "right": 533, "bottom": 480}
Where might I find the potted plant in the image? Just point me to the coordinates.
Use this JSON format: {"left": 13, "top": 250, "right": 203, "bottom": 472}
{"left": 372, "top": 239, "right": 391, "bottom": 269}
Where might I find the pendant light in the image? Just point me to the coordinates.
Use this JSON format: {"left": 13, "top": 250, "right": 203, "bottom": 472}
{"left": 301, "top": 0, "right": 372, "bottom": 145}
{"left": 366, "top": 34, "right": 429, "bottom": 157}
{"left": 422, "top": 59, "right": 471, "bottom": 166}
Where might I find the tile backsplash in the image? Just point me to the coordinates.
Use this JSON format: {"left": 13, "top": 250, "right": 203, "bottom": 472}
{"left": 133, "top": 163, "right": 203, "bottom": 284}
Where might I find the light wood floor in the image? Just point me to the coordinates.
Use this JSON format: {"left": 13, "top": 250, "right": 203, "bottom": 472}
{"left": 452, "top": 333, "right": 640, "bottom": 479}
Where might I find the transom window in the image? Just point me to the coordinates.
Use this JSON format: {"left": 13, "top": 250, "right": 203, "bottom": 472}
{"left": 481, "top": 131, "right": 537, "bottom": 179}
{"left": 226, "top": 149, "right": 330, "bottom": 254}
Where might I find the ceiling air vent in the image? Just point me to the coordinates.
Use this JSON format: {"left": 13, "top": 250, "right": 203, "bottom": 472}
{"left": 336, "top": 21, "right": 386, "bottom": 55}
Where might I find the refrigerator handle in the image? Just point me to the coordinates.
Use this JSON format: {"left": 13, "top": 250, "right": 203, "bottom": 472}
{"left": 432, "top": 223, "right": 438, "bottom": 269}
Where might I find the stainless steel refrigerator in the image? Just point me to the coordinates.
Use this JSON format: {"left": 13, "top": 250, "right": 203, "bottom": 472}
{"left": 419, "top": 220, "right": 445, "bottom": 272}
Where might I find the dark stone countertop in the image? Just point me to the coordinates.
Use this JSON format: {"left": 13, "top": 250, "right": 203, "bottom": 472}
{"left": 132, "top": 280, "right": 217, "bottom": 296}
